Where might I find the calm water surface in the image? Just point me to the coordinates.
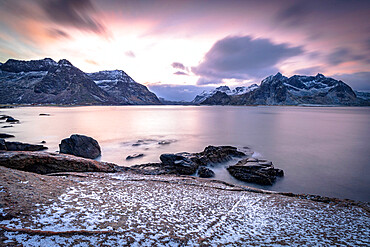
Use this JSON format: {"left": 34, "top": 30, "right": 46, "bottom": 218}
{"left": 1, "top": 106, "right": 369, "bottom": 202}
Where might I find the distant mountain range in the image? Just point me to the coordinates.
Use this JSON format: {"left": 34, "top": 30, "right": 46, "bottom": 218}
{"left": 0, "top": 58, "right": 368, "bottom": 106}
{"left": 193, "top": 73, "right": 369, "bottom": 106}
{"left": 0, "top": 58, "right": 160, "bottom": 105}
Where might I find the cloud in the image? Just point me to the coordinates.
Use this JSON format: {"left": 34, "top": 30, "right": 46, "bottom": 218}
{"left": 275, "top": 2, "right": 310, "bottom": 27}
{"left": 171, "top": 62, "right": 186, "bottom": 70}
{"left": 85, "top": 59, "right": 99, "bottom": 65}
{"left": 174, "top": 71, "right": 188, "bottom": 76}
{"left": 294, "top": 66, "right": 322, "bottom": 75}
{"left": 47, "top": 28, "right": 70, "bottom": 39}
{"left": 125, "top": 50, "right": 135, "bottom": 58}
{"left": 192, "top": 35, "right": 303, "bottom": 85}
{"left": 333, "top": 72, "right": 370, "bottom": 92}
{"left": 327, "top": 47, "right": 368, "bottom": 66}
{"left": 147, "top": 83, "right": 213, "bottom": 101}
{"left": 39, "top": 0, "right": 106, "bottom": 35}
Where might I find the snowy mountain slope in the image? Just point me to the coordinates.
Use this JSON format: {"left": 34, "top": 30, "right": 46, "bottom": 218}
{"left": 195, "top": 73, "right": 362, "bottom": 105}
{"left": 0, "top": 58, "right": 160, "bottom": 105}
{"left": 192, "top": 84, "right": 258, "bottom": 104}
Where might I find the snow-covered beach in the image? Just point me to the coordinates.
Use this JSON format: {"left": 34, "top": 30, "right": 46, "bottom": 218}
{"left": 1, "top": 166, "right": 369, "bottom": 246}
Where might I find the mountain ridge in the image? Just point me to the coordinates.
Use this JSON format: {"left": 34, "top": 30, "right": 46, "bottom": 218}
{"left": 0, "top": 58, "right": 161, "bottom": 105}
{"left": 194, "top": 73, "right": 368, "bottom": 106}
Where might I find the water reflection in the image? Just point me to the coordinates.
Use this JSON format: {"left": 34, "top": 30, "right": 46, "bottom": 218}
{"left": 1, "top": 106, "right": 369, "bottom": 202}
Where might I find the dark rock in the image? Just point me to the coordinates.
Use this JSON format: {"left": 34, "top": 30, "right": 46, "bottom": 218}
{"left": 41, "top": 141, "right": 46, "bottom": 144}
{"left": 1, "top": 126, "right": 13, "bottom": 128}
{"left": 5, "top": 141, "right": 47, "bottom": 151}
{"left": 5, "top": 117, "right": 19, "bottom": 123}
{"left": 194, "top": 145, "right": 246, "bottom": 164}
{"left": 158, "top": 140, "right": 171, "bottom": 145}
{"left": 0, "top": 151, "right": 123, "bottom": 174}
{"left": 0, "top": 133, "right": 14, "bottom": 138}
{"left": 198, "top": 167, "right": 215, "bottom": 178}
{"left": 126, "top": 153, "right": 144, "bottom": 160}
{"left": 59, "top": 134, "right": 101, "bottom": 159}
{"left": 227, "top": 158, "right": 284, "bottom": 185}
{"left": 133, "top": 146, "right": 246, "bottom": 176}
{"left": 160, "top": 153, "right": 198, "bottom": 175}
{"left": 0, "top": 115, "right": 11, "bottom": 120}
{"left": 39, "top": 113, "right": 50, "bottom": 116}
{"left": 0, "top": 139, "right": 6, "bottom": 150}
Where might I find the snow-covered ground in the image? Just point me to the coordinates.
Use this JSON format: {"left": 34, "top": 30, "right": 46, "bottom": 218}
{"left": 1, "top": 171, "right": 369, "bottom": 246}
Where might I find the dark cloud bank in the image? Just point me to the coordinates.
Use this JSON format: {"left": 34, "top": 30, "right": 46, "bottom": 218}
{"left": 192, "top": 35, "right": 303, "bottom": 85}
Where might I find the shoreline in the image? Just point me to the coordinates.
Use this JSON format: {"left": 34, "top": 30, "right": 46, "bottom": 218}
{"left": 1, "top": 165, "right": 369, "bottom": 245}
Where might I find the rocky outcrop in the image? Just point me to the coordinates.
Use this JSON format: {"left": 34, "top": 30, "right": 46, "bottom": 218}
{"left": 1, "top": 140, "right": 47, "bottom": 151}
{"left": 132, "top": 145, "right": 246, "bottom": 176}
{"left": 227, "top": 158, "right": 284, "bottom": 185}
{"left": 59, "top": 134, "right": 101, "bottom": 159}
{"left": 0, "top": 151, "right": 122, "bottom": 174}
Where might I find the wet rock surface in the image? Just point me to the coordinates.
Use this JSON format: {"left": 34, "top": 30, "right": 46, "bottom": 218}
{"left": 0, "top": 151, "right": 123, "bottom": 174}
{"left": 133, "top": 146, "right": 246, "bottom": 176}
{"left": 198, "top": 166, "right": 215, "bottom": 178}
{"left": 59, "top": 134, "right": 101, "bottom": 159}
{"left": 0, "top": 134, "right": 14, "bottom": 139}
{"left": 126, "top": 153, "right": 144, "bottom": 160}
{"left": 227, "top": 158, "right": 284, "bottom": 185}
{"left": 2, "top": 141, "right": 47, "bottom": 151}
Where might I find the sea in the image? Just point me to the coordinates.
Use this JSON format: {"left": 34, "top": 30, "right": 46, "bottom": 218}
{"left": 1, "top": 105, "right": 369, "bottom": 202}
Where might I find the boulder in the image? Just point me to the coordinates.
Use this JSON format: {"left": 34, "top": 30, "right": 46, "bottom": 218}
{"left": 59, "top": 134, "right": 101, "bottom": 159}
{"left": 5, "top": 141, "right": 47, "bottom": 151}
{"left": 0, "top": 133, "right": 14, "bottom": 138}
{"left": 227, "top": 158, "right": 284, "bottom": 185}
{"left": 198, "top": 167, "right": 215, "bottom": 178}
{"left": 0, "top": 151, "right": 123, "bottom": 174}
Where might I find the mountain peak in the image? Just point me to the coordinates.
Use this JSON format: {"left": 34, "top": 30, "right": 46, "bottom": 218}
{"left": 58, "top": 59, "right": 73, "bottom": 67}
{"left": 315, "top": 73, "right": 325, "bottom": 78}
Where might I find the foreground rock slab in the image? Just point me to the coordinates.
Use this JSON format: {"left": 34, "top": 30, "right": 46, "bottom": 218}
{"left": 59, "top": 134, "right": 101, "bottom": 159}
{"left": 0, "top": 151, "right": 123, "bottom": 174}
{"left": 227, "top": 158, "right": 284, "bottom": 185}
{"left": 0, "top": 166, "right": 368, "bottom": 246}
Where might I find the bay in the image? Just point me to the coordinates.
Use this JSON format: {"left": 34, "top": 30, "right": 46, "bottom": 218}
{"left": 1, "top": 106, "right": 369, "bottom": 202}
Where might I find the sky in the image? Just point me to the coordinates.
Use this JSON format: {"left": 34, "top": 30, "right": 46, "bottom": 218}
{"left": 0, "top": 0, "right": 369, "bottom": 101}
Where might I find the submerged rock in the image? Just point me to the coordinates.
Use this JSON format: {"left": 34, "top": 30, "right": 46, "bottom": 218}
{"left": 59, "top": 134, "right": 101, "bottom": 159}
{"left": 198, "top": 167, "right": 215, "bottom": 178}
{"left": 0, "top": 133, "right": 15, "bottom": 138}
{"left": 227, "top": 158, "right": 284, "bottom": 185}
{"left": 126, "top": 153, "right": 144, "bottom": 160}
{"left": 5, "top": 117, "right": 19, "bottom": 123}
{"left": 4, "top": 141, "right": 47, "bottom": 151}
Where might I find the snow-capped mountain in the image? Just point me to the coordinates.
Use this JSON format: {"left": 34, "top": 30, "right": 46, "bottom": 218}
{"left": 88, "top": 70, "right": 160, "bottom": 105}
{"left": 195, "top": 73, "right": 364, "bottom": 106}
{"left": 192, "top": 84, "right": 258, "bottom": 104}
{"left": 0, "top": 58, "right": 160, "bottom": 105}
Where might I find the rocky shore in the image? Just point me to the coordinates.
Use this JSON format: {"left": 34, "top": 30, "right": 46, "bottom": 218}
{"left": 0, "top": 165, "right": 369, "bottom": 246}
{"left": 0, "top": 132, "right": 369, "bottom": 245}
